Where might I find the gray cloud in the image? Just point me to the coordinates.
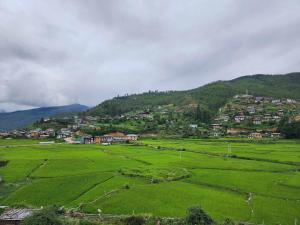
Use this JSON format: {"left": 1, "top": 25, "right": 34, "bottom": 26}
{"left": 0, "top": 0, "right": 299, "bottom": 111}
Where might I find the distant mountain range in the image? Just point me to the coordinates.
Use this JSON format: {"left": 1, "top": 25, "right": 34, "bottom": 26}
{"left": 0, "top": 104, "right": 89, "bottom": 130}
{"left": 88, "top": 72, "right": 300, "bottom": 116}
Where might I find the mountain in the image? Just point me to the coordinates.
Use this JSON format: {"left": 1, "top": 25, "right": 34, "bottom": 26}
{"left": 0, "top": 104, "right": 89, "bottom": 131}
{"left": 88, "top": 73, "right": 300, "bottom": 116}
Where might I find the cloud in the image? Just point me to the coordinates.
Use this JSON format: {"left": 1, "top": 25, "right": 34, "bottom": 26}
{"left": 0, "top": 0, "right": 299, "bottom": 111}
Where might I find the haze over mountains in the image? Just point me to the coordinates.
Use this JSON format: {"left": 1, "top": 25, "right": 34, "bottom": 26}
{"left": 0, "top": 104, "right": 88, "bottom": 130}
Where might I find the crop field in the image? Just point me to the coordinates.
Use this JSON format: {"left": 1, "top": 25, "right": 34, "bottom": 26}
{"left": 0, "top": 138, "right": 299, "bottom": 225}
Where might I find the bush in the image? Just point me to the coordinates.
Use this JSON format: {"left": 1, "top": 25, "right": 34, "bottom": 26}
{"left": 21, "top": 208, "right": 62, "bottom": 225}
{"left": 185, "top": 206, "right": 214, "bottom": 225}
{"left": 79, "top": 220, "right": 94, "bottom": 225}
{"left": 123, "top": 215, "right": 145, "bottom": 225}
{"left": 222, "top": 218, "right": 235, "bottom": 225}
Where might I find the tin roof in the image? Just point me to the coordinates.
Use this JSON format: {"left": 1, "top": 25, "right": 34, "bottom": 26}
{"left": 0, "top": 208, "right": 35, "bottom": 221}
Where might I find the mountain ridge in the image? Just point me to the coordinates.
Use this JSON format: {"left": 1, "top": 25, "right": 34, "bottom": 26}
{"left": 87, "top": 73, "right": 300, "bottom": 117}
{"left": 0, "top": 103, "right": 89, "bottom": 130}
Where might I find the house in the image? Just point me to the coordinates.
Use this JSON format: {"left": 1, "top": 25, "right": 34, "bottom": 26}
{"left": 57, "top": 128, "right": 72, "bottom": 139}
{"left": 29, "top": 129, "right": 41, "bottom": 138}
{"left": 271, "top": 133, "right": 281, "bottom": 138}
{"left": 234, "top": 115, "right": 245, "bottom": 123}
{"left": 227, "top": 128, "right": 249, "bottom": 135}
{"left": 262, "top": 114, "right": 272, "bottom": 122}
{"left": 247, "top": 106, "right": 256, "bottom": 114}
{"left": 255, "top": 97, "right": 264, "bottom": 103}
{"left": 272, "top": 99, "right": 280, "bottom": 104}
{"left": 277, "top": 109, "right": 284, "bottom": 116}
{"left": 189, "top": 124, "right": 198, "bottom": 129}
{"left": 126, "top": 134, "right": 138, "bottom": 141}
{"left": 248, "top": 132, "right": 263, "bottom": 139}
{"left": 211, "top": 124, "right": 221, "bottom": 130}
{"left": 94, "top": 136, "right": 101, "bottom": 144}
{"left": 101, "top": 132, "right": 128, "bottom": 143}
{"left": 82, "top": 135, "right": 94, "bottom": 144}
{"left": 221, "top": 115, "right": 230, "bottom": 122}
{"left": 272, "top": 115, "right": 281, "bottom": 122}
{"left": 0, "top": 208, "right": 36, "bottom": 225}
{"left": 253, "top": 117, "right": 262, "bottom": 125}
{"left": 101, "top": 135, "right": 114, "bottom": 143}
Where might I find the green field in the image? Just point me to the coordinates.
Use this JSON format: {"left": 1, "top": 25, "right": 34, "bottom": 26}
{"left": 0, "top": 138, "right": 299, "bottom": 225}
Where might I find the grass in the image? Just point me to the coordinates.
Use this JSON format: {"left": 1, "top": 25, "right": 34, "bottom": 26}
{"left": 0, "top": 138, "right": 299, "bottom": 225}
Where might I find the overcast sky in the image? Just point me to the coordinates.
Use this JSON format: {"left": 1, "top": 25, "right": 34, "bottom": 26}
{"left": 0, "top": 0, "right": 300, "bottom": 111}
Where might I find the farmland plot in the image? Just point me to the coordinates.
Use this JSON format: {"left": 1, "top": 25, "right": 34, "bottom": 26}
{"left": 0, "top": 138, "right": 299, "bottom": 225}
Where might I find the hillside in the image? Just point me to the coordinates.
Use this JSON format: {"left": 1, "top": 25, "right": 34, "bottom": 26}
{"left": 88, "top": 73, "right": 300, "bottom": 117}
{"left": 0, "top": 104, "right": 89, "bottom": 130}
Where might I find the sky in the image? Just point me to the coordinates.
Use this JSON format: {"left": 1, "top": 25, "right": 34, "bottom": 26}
{"left": 0, "top": 0, "right": 300, "bottom": 112}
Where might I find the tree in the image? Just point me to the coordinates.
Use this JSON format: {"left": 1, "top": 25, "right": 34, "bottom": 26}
{"left": 185, "top": 206, "right": 214, "bottom": 225}
{"left": 21, "top": 208, "right": 62, "bottom": 225}
{"left": 279, "top": 121, "right": 300, "bottom": 139}
{"left": 123, "top": 216, "right": 145, "bottom": 225}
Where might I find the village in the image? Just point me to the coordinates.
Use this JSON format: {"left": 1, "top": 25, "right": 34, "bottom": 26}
{"left": 0, "top": 95, "right": 299, "bottom": 142}
{"left": 210, "top": 94, "right": 300, "bottom": 138}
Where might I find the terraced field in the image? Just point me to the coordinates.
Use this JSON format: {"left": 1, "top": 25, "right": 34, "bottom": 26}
{"left": 0, "top": 138, "right": 299, "bottom": 225}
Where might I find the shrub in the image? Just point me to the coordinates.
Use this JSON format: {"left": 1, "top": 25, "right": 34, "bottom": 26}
{"left": 123, "top": 215, "right": 145, "bottom": 225}
{"left": 185, "top": 206, "right": 214, "bottom": 225}
{"left": 222, "top": 218, "right": 235, "bottom": 225}
{"left": 79, "top": 220, "right": 94, "bottom": 225}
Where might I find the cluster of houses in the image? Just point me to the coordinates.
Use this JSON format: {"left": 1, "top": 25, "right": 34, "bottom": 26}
{"left": 0, "top": 128, "right": 55, "bottom": 139}
{"left": 62, "top": 131, "right": 138, "bottom": 144}
{"left": 0, "top": 127, "right": 138, "bottom": 145}
{"left": 209, "top": 95, "right": 300, "bottom": 138}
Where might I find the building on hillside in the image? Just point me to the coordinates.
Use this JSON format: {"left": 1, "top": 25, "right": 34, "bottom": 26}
{"left": 253, "top": 117, "right": 262, "bottom": 125}
{"left": 248, "top": 132, "right": 263, "bottom": 139}
{"left": 211, "top": 124, "right": 221, "bottom": 130}
{"left": 0, "top": 208, "right": 36, "bottom": 225}
{"left": 272, "top": 99, "right": 281, "bottom": 104}
{"left": 234, "top": 115, "right": 245, "bottom": 123}
{"left": 255, "top": 97, "right": 264, "bottom": 103}
{"left": 189, "top": 124, "right": 198, "bottom": 129}
{"left": 262, "top": 114, "right": 272, "bottom": 122}
{"left": 271, "top": 133, "right": 281, "bottom": 138}
{"left": 247, "top": 106, "right": 256, "bottom": 114}
{"left": 227, "top": 128, "right": 249, "bottom": 135}
{"left": 57, "top": 128, "right": 73, "bottom": 139}
{"left": 277, "top": 109, "right": 284, "bottom": 116}
{"left": 126, "top": 134, "right": 138, "bottom": 141}
{"left": 272, "top": 115, "right": 281, "bottom": 122}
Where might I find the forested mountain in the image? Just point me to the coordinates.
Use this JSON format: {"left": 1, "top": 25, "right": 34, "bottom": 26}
{"left": 88, "top": 73, "right": 300, "bottom": 117}
{"left": 0, "top": 104, "right": 88, "bottom": 130}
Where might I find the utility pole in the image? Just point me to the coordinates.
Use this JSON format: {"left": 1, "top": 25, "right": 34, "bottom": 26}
{"left": 227, "top": 144, "right": 231, "bottom": 156}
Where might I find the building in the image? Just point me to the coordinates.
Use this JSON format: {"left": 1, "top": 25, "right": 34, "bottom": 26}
{"left": 247, "top": 106, "right": 256, "bottom": 114}
{"left": 94, "top": 136, "right": 101, "bottom": 144}
{"left": 234, "top": 115, "right": 245, "bottom": 123}
{"left": 212, "top": 124, "right": 221, "bottom": 130}
{"left": 189, "top": 124, "right": 198, "bottom": 129}
{"left": 277, "top": 109, "right": 284, "bottom": 116}
{"left": 0, "top": 208, "right": 36, "bottom": 225}
{"left": 253, "top": 117, "right": 262, "bottom": 125}
{"left": 101, "top": 135, "right": 114, "bottom": 143}
{"left": 248, "top": 132, "right": 263, "bottom": 139}
{"left": 271, "top": 133, "right": 281, "bottom": 138}
{"left": 126, "top": 134, "right": 138, "bottom": 141}
{"left": 227, "top": 128, "right": 249, "bottom": 135}
{"left": 82, "top": 135, "right": 94, "bottom": 144}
